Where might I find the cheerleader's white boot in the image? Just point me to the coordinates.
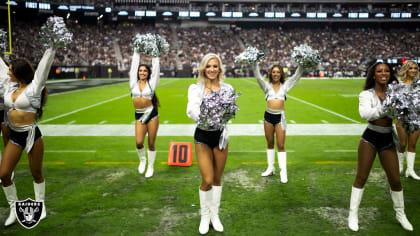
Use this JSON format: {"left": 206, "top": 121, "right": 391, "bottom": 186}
{"left": 405, "top": 152, "right": 420, "bottom": 180}
{"left": 261, "top": 149, "right": 275, "bottom": 177}
{"left": 2, "top": 183, "right": 18, "bottom": 226}
{"left": 390, "top": 190, "right": 413, "bottom": 231}
{"left": 136, "top": 147, "right": 146, "bottom": 174}
{"left": 145, "top": 150, "right": 156, "bottom": 178}
{"left": 348, "top": 186, "right": 364, "bottom": 231}
{"left": 34, "top": 181, "right": 46, "bottom": 220}
{"left": 278, "top": 152, "right": 288, "bottom": 183}
{"left": 397, "top": 151, "right": 405, "bottom": 175}
{"left": 199, "top": 188, "right": 212, "bottom": 235}
{"left": 210, "top": 185, "right": 224, "bottom": 232}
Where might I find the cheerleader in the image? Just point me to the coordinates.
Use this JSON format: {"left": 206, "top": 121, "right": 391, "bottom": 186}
{"left": 129, "top": 50, "right": 160, "bottom": 178}
{"left": 252, "top": 63, "right": 303, "bottom": 183}
{"left": 0, "top": 48, "right": 55, "bottom": 226}
{"left": 395, "top": 60, "right": 420, "bottom": 179}
{"left": 187, "top": 53, "right": 233, "bottom": 234}
{"left": 348, "top": 62, "right": 413, "bottom": 231}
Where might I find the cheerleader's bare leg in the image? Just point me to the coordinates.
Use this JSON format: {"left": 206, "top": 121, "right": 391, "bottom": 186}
{"left": 275, "top": 125, "right": 287, "bottom": 183}
{"left": 28, "top": 138, "right": 46, "bottom": 220}
{"left": 0, "top": 124, "right": 12, "bottom": 183}
{"left": 262, "top": 122, "right": 275, "bottom": 177}
{"left": 145, "top": 116, "right": 159, "bottom": 178}
{"left": 395, "top": 121, "right": 407, "bottom": 174}
{"left": 348, "top": 140, "right": 376, "bottom": 231}
{"left": 378, "top": 148, "right": 413, "bottom": 231}
{"left": 210, "top": 144, "right": 228, "bottom": 232}
{"left": 135, "top": 121, "right": 148, "bottom": 174}
{"left": 196, "top": 143, "right": 214, "bottom": 234}
{"left": 0, "top": 142, "right": 22, "bottom": 226}
{"left": 405, "top": 130, "right": 420, "bottom": 180}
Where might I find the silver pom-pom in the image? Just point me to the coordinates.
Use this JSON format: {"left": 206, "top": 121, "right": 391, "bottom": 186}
{"left": 384, "top": 80, "right": 420, "bottom": 132}
{"left": 132, "top": 33, "right": 169, "bottom": 57}
{"left": 291, "top": 44, "right": 321, "bottom": 68}
{"left": 39, "top": 16, "right": 73, "bottom": 48}
{"left": 0, "top": 29, "right": 7, "bottom": 52}
{"left": 234, "top": 46, "right": 266, "bottom": 64}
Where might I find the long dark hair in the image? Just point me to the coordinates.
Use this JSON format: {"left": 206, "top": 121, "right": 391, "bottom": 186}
{"left": 364, "top": 61, "right": 397, "bottom": 90}
{"left": 268, "top": 64, "right": 286, "bottom": 84}
{"left": 137, "top": 64, "right": 160, "bottom": 109}
{"left": 10, "top": 58, "right": 49, "bottom": 119}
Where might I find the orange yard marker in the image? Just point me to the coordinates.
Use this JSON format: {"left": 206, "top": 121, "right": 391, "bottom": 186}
{"left": 168, "top": 142, "right": 193, "bottom": 166}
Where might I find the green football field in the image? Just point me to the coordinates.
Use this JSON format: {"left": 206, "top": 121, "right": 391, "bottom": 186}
{"left": 1, "top": 78, "right": 420, "bottom": 235}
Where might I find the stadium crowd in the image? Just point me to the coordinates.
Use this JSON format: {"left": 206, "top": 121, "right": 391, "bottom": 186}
{"left": 5, "top": 21, "right": 420, "bottom": 77}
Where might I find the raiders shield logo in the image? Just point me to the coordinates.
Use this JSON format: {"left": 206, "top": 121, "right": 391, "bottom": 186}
{"left": 14, "top": 198, "right": 43, "bottom": 229}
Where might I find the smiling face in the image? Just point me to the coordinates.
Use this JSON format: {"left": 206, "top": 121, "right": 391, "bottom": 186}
{"left": 270, "top": 67, "right": 282, "bottom": 83}
{"left": 138, "top": 66, "right": 149, "bottom": 81}
{"left": 204, "top": 58, "right": 220, "bottom": 81}
{"left": 407, "top": 63, "right": 419, "bottom": 80}
{"left": 374, "top": 64, "right": 391, "bottom": 86}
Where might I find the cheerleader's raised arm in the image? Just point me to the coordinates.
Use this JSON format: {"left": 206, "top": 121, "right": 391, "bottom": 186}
{"left": 27, "top": 48, "right": 55, "bottom": 98}
{"left": 129, "top": 51, "right": 141, "bottom": 91}
{"left": 282, "top": 65, "right": 303, "bottom": 93}
{"left": 149, "top": 57, "right": 160, "bottom": 90}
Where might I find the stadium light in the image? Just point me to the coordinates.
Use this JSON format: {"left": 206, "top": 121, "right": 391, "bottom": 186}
{"left": 248, "top": 12, "right": 258, "bottom": 17}
{"left": 358, "top": 13, "right": 369, "bottom": 18}
{"left": 317, "top": 12, "right": 327, "bottom": 18}
{"left": 275, "top": 12, "right": 285, "bottom": 18}
{"left": 39, "top": 3, "right": 50, "bottom": 10}
{"left": 105, "top": 7, "right": 112, "bottom": 13}
{"left": 6, "top": 1, "right": 17, "bottom": 5}
{"left": 190, "top": 11, "right": 200, "bottom": 17}
{"left": 348, "top": 13, "right": 358, "bottom": 18}
{"left": 374, "top": 13, "right": 385, "bottom": 18}
{"left": 146, "top": 10, "right": 156, "bottom": 17}
{"left": 67, "top": 13, "right": 70, "bottom": 19}
{"left": 401, "top": 13, "right": 412, "bottom": 18}
{"left": 291, "top": 13, "right": 301, "bottom": 18}
{"left": 391, "top": 12, "right": 401, "bottom": 18}
{"left": 179, "top": 10, "right": 189, "bottom": 17}
{"left": 222, "top": 12, "right": 232, "bottom": 17}
{"left": 25, "top": 2, "right": 37, "bottom": 8}
{"left": 58, "top": 5, "right": 69, "bottom": 10}
{"left": 306, "top": 12, "right": 316, "bottom": 18}
{"left": 206, "top": 12, "right": 216, "bottom": 17}
{"left": 232, "top": 12, "right": 242, "bottom": 18}
{"left": 332, "top": 13, "right": 343, "bottom": 18}
{"left": 97, "top": 14, "right": 103, "bottom": 20}
{"left": 135, "top": 10, "right": 145, "bottom": 17}
{"left": 162, "top": 11, "right": 173, "bottom": 16}
{"left": 264, "top": 12, "right": 274, "bottom": 18}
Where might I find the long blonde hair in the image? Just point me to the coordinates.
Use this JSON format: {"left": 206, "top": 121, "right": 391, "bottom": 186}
{"left": 398, "top": 60, "right": 419, "bottom": 83}
{"left": 197, "top": 53, "right": 225, "bottom": 83}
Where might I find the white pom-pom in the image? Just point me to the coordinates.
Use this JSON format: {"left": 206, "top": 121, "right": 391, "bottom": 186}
{"left": 234, "top": 46, "right": 266, "bottom": 64}
{"left": 39, "top": 16, "right": 73, "bottom": 48}
{"left": 0, "top": 29, "right": 7, "bottom": 52}
{"left": 291, "top": 44, "right": 321, "bottom": 68}
{"left": 133, "top": 33, "right": 169, "bottom": 57}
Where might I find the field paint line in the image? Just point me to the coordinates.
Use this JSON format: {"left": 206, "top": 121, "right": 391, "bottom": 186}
{"left": 67, "top": 120, "right": 76, "bottom": 125}
{"left": 85, "top": 162, "right": 138, "bottom": 165}
{"left": 289, "top": 120, "right": 296, "bottom": 124}
{"left": 287, "top": 95, "right": 361, "bottom": 124}
{"left": 45, "top": 150, "right": 97, "bottom": 153}
{"left": 164, "top": 120, "right": 169, "bottom": 124}
{"left": 40, "top": 93, "right": 130, "bottom": 123}
{"left": 258, "top": 120, "right": 263, "bottom": 124}
{"left": 127, "top": 150, "right": 295, "bottom": 153}
{"left": 324, "top": 150, "right": 356, "bottom": 153}
{"left": 49, "top": 80, "right": 128, "bottom": 97}
{"left": 19, "top": 161, "right": 66, "bottom": 165}
{"left": 315, "top": 161, "right": 357, "bottom": 164}
{"left": 242, "top": 161, "right": 292, "bottom": 165}
{"left": 38, "top": 124, "right": 367, "bottom": 136}
{"left": 321, "top": 120, "right": 329, "bottom": 124}
{"left": 99, "top": 120, "right": 107, "bottom": 124}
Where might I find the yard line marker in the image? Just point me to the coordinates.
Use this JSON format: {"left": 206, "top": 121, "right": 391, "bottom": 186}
{"left": 67, "top": 120, "right": 76, "bottom": 125}
{"left": 315, "top": 161, "right": 357, "bottom": 164}
{"left": 321, "top": 120, "right": 329, "bottom": 124}
{"left": 289, "top": 120, "right": 296, "bottom": 124}
{"left": 287, "top": 95, "right": 361, "bottom": 124}
{"left": 19, "top": 161, "right": 66, "bottom": 165}
{"left": 242, "top": 161, "right": 292, "bottom": 165}
{"left": 40, "top": 93, "right": 130, "bottom": 123}
{"left": 99, "top": 120, "right": 107, "bottom": 124}
{"left": 324, "top": 150, "right": 356, "bottom": 153}
{"left": 85, "top": 162, "right": 138, "bottom": 165}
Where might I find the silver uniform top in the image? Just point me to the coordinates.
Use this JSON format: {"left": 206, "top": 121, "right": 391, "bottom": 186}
{"left": 186, "top": 82, "right": 234, "bottom": 123}
{"left": 129, "top": 51, "right": 160, "bottom": 100}
{"left": 4, "top": 48, "right": 55, "bottom": 114}
{"left": 358, "top": 88, "right": 388, "bottom": 121}
{"left": 253, "top": 63, "right": 303, "bottom": 101}
{"left": 0, "top": 56, "right": 12, "bottom": 110}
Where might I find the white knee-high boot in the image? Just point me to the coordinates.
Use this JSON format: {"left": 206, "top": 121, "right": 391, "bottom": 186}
{"left": 145, "top": 150, "right": 156, "bottom": 178}
{"left": 348, "top": 186, "right": 364, "bottom": 231}
{"left": 397, "top": 151, "right": 405, "bottom": 175}
{"left": 199, "top": 188, "right": 212, "bottom": 235}
{"left": 136, "top": 147, "right": 146, "bottom": 174}
{"left": 390, "top": 190, "right": 413, "bottom": 231}
{"left": 2, "top": 183, "right": 18, "bottom": 226}
{"left": 405, "top": 152, "right": 420, "bottom": 180}
{"left": 210, "top": 185, "right": 223, "bottom": 232}
{"left": 34, "top": 181, "right": 46, "bottom": 220}
{"left": 278, "top": 152, "right": 287, "bottom": 183}
{"left": 261, "top": 149, "right": 275, "bottom": 177}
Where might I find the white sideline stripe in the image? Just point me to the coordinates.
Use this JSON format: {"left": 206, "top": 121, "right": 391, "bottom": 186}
{"left": 324, "top": 150, "right": 356, "bottom": 153}
{"left": 40, "top": 93, "right": 130, "bottom": 123}
{"left": 289, "top": 120, "right": 296, "bottom": 124}
{"left": 67, "top": 120, "right": 76, "bottom": 125}
{"left": 321, "top": 120, "right": 329, "bottom": 124}
{"left": 287, "top": 95, "right": 361, "bottom": 124}
{"left": 38, "top": 124, "right": 367, "bottom": 136}
{"left": 128, "top": 150, "right": 295, "bottom": 153}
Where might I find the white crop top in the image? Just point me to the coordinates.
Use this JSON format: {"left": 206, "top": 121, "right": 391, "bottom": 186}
{"left": 253, "top": 64, "right": 303, "bottom": 101}
{"left": 358, "top": 88, "right": 389, "bottom": 121}
{"left": 129, "top": 51, "right": 160, "bottom": 100}
{"left": 0, "top": 56, "right": 11, "bottom": 110}
{"left": 4, "top": 48, "right": 55, "bottom": 113}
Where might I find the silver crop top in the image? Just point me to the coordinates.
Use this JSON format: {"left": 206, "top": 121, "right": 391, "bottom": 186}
{"left": 4, "top": 48, "right": 55, "bottom": 113}
{"left": 129, "top": 51, "right": 160, "bottom": 100}
{"left": 252, "top": 64, "right": 303, "bottom": 101}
